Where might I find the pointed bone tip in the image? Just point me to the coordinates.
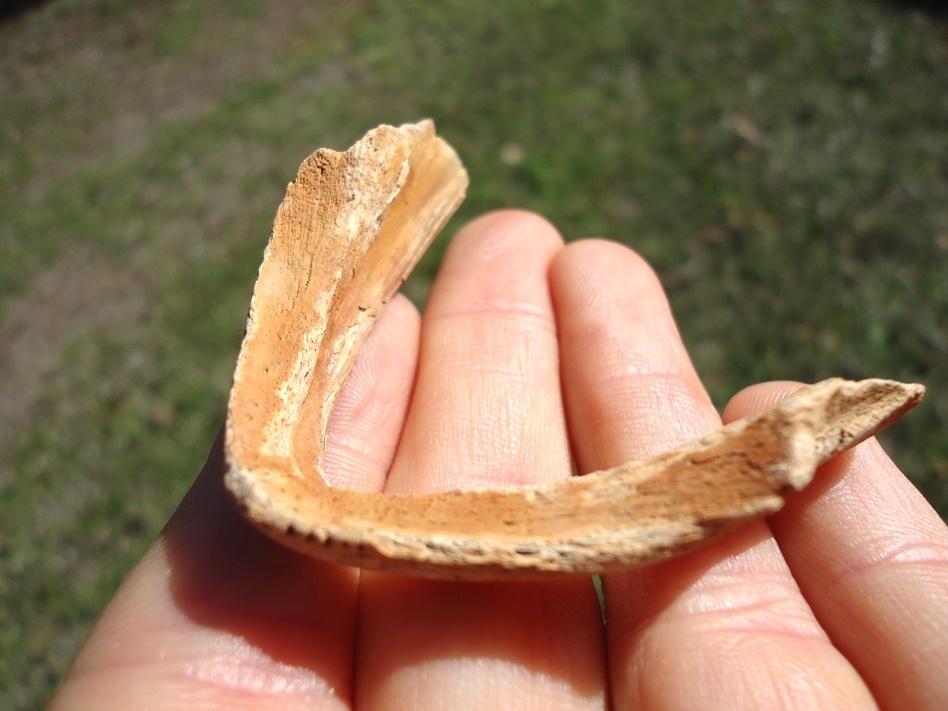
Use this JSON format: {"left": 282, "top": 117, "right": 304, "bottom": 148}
{"left": 846, "top": 377, "right": 925, "bottom": 408}
{"left": 804, "top": 377, "right": 925, "bottom": 409}
{"left": 797, "top": 378, "right": 925, "bottom": 464}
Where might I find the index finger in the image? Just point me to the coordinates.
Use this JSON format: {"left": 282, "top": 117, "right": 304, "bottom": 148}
{"left": 49, "top": 295, "right": 422, "bottom": 711}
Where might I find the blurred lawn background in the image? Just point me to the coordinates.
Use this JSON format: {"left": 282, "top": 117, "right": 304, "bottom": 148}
{"left": 1, "top": 0, "right": 945, "bottom": 706}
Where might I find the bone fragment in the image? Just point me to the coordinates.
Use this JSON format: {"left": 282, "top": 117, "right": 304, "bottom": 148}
{"left": 224, "top": 120, "right": 924, "bottom": 580}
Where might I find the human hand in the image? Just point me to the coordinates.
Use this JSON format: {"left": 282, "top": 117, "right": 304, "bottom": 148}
{"left": 50, "top": 210, "right": 948, "bottom": 709}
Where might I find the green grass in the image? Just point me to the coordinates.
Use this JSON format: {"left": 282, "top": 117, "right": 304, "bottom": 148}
{"left": 1, "top": 0, "right": 946, "bottom": 707}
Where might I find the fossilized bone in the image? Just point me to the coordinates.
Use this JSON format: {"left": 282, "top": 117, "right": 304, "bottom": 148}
{"left": 224, "top": 120, "right": 924, "bottom": 580}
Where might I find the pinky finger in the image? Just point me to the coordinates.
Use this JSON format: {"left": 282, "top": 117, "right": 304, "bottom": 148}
{"left": 725, "top": 382, "right": 948, "bottom": 711}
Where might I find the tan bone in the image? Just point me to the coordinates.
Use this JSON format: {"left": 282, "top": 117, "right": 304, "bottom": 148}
{"left": 224, "top": 120, "right": 924, "bottom": 580}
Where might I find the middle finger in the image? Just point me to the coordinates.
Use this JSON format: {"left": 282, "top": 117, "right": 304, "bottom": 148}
{"left": 354, "top": 211, "right": 607, "bottom": 710}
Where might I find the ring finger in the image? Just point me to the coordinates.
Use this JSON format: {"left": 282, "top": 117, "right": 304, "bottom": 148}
{"left": 551, "top": 239, "right": 876, "bottom": 709}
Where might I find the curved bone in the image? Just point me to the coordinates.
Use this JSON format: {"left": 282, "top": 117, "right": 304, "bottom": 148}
{"left": 224, "top": 120, "right": 924, "bottom": 580}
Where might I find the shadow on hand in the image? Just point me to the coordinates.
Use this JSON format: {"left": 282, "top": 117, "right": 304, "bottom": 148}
{"left": 160, "top": 428, "right": 360, "bottom": 699}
